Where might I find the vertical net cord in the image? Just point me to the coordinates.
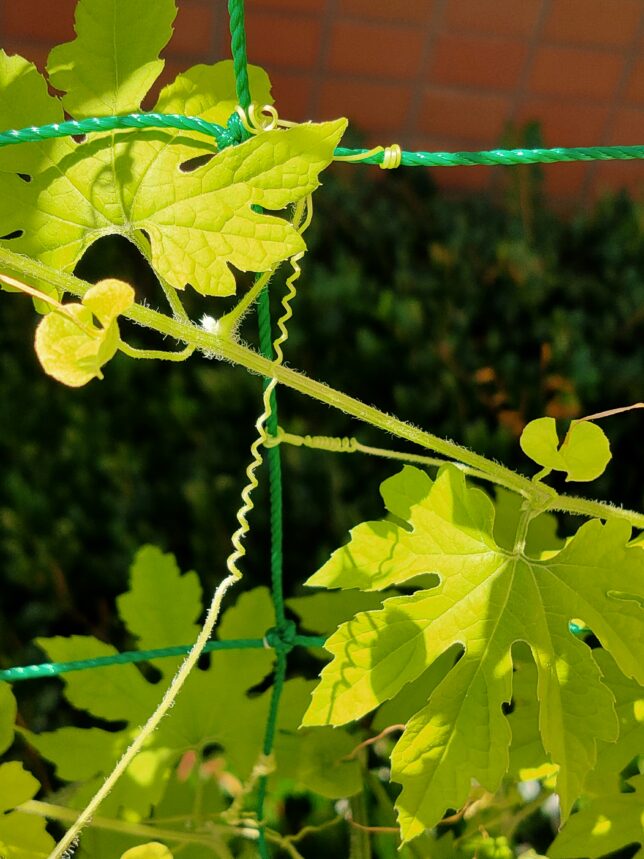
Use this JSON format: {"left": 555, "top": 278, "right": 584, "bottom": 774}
{"left": 228, "top": 1, "right": 286, "bottom": 855}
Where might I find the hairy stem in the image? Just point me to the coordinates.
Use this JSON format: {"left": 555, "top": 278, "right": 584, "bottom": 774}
{"left": 2, "top": 248, "right": 643, "bottom": 529}
{"left": 266, "top": 428, "right": 518, "bottom": 490}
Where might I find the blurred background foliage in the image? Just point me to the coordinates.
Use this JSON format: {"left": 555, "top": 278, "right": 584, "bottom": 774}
{"left": 1, "top": 142, "right": 643, "bottom": 743}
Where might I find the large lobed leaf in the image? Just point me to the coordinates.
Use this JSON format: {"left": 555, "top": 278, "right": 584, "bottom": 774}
{"left": 0, "top": 685, "right": 55, "bottom": 857}
{"left": 0, "top": 0, "right": 346, "bottom": 297}
{"left": 302, "top": 464, "right": 644, "bottom": 841}
{"left": 20, "top": 547, "right": 360, "bottom": 841}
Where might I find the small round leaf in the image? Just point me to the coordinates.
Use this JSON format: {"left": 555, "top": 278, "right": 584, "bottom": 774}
{"left": 520, "top": 417, "right": 611, "bottom": 482}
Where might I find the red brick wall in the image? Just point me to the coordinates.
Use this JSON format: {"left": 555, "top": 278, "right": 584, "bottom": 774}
{"left": 2, "top": 0, "right": 643, "bottom": 202}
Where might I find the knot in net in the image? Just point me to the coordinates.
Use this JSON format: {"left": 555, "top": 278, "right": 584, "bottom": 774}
{"left": 217, "top": 110, "right": 252, "bottom": 150}
{"left": 264, "top": 619, "right": 297, "bottom": 654}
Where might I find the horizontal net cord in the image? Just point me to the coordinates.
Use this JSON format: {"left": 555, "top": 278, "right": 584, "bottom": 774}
{"left": 0, "top": 633, "right": 326, "bottom": 683}
{"left": 0, "top": 113, "right": 642, "bottom": 167}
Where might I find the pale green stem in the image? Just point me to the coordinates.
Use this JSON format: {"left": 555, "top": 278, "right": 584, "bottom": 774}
{"left": 2, "top": 248, "right": 643, "bottom": 529}
{"left": 267, "top": 427, "right": 518, "bottom": 490}
{"left": 513, "top": 503, "right": 535, "bottom": 556}
{"left": 119, "top": 341, "right": 195, "bottom": 362}
{"left": 128, "top": 231, "right": 189, "bottom": 322}
{"left": 217, "top": 267, "right": 274, "bottom": 339}
{"left": 218, "top": 198, "right": 307, "bottom": 338}
{"left": 19, "top": 800, "right": 234, "bottom": 855}
{"left": 285, "top": 815, "right": 344, "bottom": 845}
{"left": 533, "top": 467, "right": 552, "bottom": 482}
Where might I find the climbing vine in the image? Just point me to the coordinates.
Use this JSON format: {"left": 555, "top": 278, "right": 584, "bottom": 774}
{"left": 0, "top": 1, "right": 642, "bottom": 858}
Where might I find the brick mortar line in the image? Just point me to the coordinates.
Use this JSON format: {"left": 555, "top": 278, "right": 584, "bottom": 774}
{"left": 309, "top": 0, "right": 338, "bottom": 119}
{"left": 581, "top": 7, "right": 644, "bottom": 200}
{"left": 401, "top": 0, "right": 447, "bottom": 144}
{"left": 212, "top": 0, "right": 230, "bottom": 61}
{"left": 487, "top": 0, "right": 550, "bottom": 200}
{"left": 247, "top": 65, "right": 625, "bottom": 112}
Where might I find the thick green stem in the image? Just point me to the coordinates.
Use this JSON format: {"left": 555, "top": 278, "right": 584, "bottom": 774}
{"left": 2, "top": 248, "right": 643, "bottom": 529}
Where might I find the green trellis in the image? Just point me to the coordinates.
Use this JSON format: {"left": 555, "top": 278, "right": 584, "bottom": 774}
{"left": 1, "top": 0, "right": 643, "bottom": 855}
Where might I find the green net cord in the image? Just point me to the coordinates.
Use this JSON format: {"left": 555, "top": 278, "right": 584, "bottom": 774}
{"left": 228, "top": 1, "right": 288, "bottom": 855}
{"left": 0, "top": 115, "right": 642, "bottom": 167}
{"left": 0, "top": 113, "right": 232, "bottom": 149}
{"left": 335, "top": 143, "right": 644, "bottom": 167}
{"left": 228, "top": 0, "right": 251, "bottom": 111}
{"left": 0, "top": 634, "right": 325, "bottom": 683}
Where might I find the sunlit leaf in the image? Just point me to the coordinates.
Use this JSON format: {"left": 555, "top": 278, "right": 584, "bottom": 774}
{"left": 47, "top": 0, "right": 176, "bottom": 118}
{"left": 303, "top": 465, "right": 644, "bottom": 840}
{"left": 116, "top": 545, "right": 202, "bottom": 676}
{"left": 34, "top": 279, "right": 133, "bottom": 386}
{"left": 0, "top": 683, "right": 16, "bottom": 755}
{"left": 549, "top": 775, "right": 644, "bottom": 858}
{"left": 0, "top": 762, "right": 55, "bottom": 857}
{"left": 520, "top": 417, "right": 611, "bottom": 482}
{"left": 0, "top": 9, "right": 346, "bottom": 298}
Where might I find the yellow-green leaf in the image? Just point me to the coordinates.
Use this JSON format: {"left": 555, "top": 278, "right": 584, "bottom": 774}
{"left": 520, "top": 417, "right": 611, "bottom": 482}
{"left": 0, "top": 762, "right": 55, "bottom": 858}
{"left": 0, "top": 13, "right": 346, "bottom": 298}
{"left": 34, "top": 279, "right": 133, "bottom": 386}
{"left": 116, "top": 546, "right": 202, "bottom": 676}
{"left": 549, "top": 775, "right": 644, "bottom": 858}
{"left": 303, "top": 464, "right": 644, "bottom": 841}
{"left": 0, "top": 683, "right": 16, "bottom": 755}
{"left": 120, "top": 844, "right": 173, "bottom": 859}
{"left": 46, "top": 0, "right": 176, "bottom": 118}
{"left": 83, "top": 278, "right": 135, "bottom": 325}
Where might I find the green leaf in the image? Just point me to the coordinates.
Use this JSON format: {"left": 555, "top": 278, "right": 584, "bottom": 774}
{"left": 153, "top": 587, "right": 275, "bottom": 777}
{"left": 0, "top": 21, "right": 347, "bottom": 298}
{"left": 520, "top": 417, "right": 611, "bottom": 482}
{"left": 0, "top": 762, "right": 55, "bottom": 858}
{"left": 548, "top": 775, "right": 644, "bottom": 858}
{"left": 31, "top": 568, "right": 276, "bottom": 819}
{"left": 507, "top": 651, "right": 557, "bottom": 782}
{"left": 0, "top": 52, "right": 67, "bottom": 175}
{"left": 0, "top": 761, "right": 39, "bottom": 811}
{"left": 303, "top": 465, "right": 644, "bottom": 841}
{"left": 287, "top": 590, "right": 391, "bottom": 637}
{"left": 35, "top": 635, "right": 159, "bottom": 724}
{"left": 492, "top": 487, "right": 564, "bottom": 556}
{"left": 371, "top": 648, "right": 457, "bottom": 733}
{"left": 0, "top": 683, "right": 16, "bottom": 755}
{"left": 116, "top": 545, "right": 202, "bottom": 675}
{"left": 46, "top": 0, "right": 176, "bottom": 118}
{"left": 0, "top": 814, "right": 55, "bottom": 859}
{"left": 584, "top": 649, "right": 644, "bottom": 796}
{"left": 34, "top": 279, "right": 134, "bottom": 387}
{"left": 507, "top": 646, "right": 643, "bottom": 792}
{"left": 156, "top": 60, "right": 272, "bottom": 128}
{"left": 26, "top": 542, "right": 364, "bottom": 826}
{"left": 120, "top": 844, "right": 173, "bottom": 859}
{"left": 21, "top": 726, "right": 123, "bottom": 782}
{"left": 274, "top": 679, "right": 361, "bottom": 799}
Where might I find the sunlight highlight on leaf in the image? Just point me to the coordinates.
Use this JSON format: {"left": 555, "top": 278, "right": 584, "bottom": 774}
{"left": 303, "top": 464, "right": 644, "bottom": 840}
